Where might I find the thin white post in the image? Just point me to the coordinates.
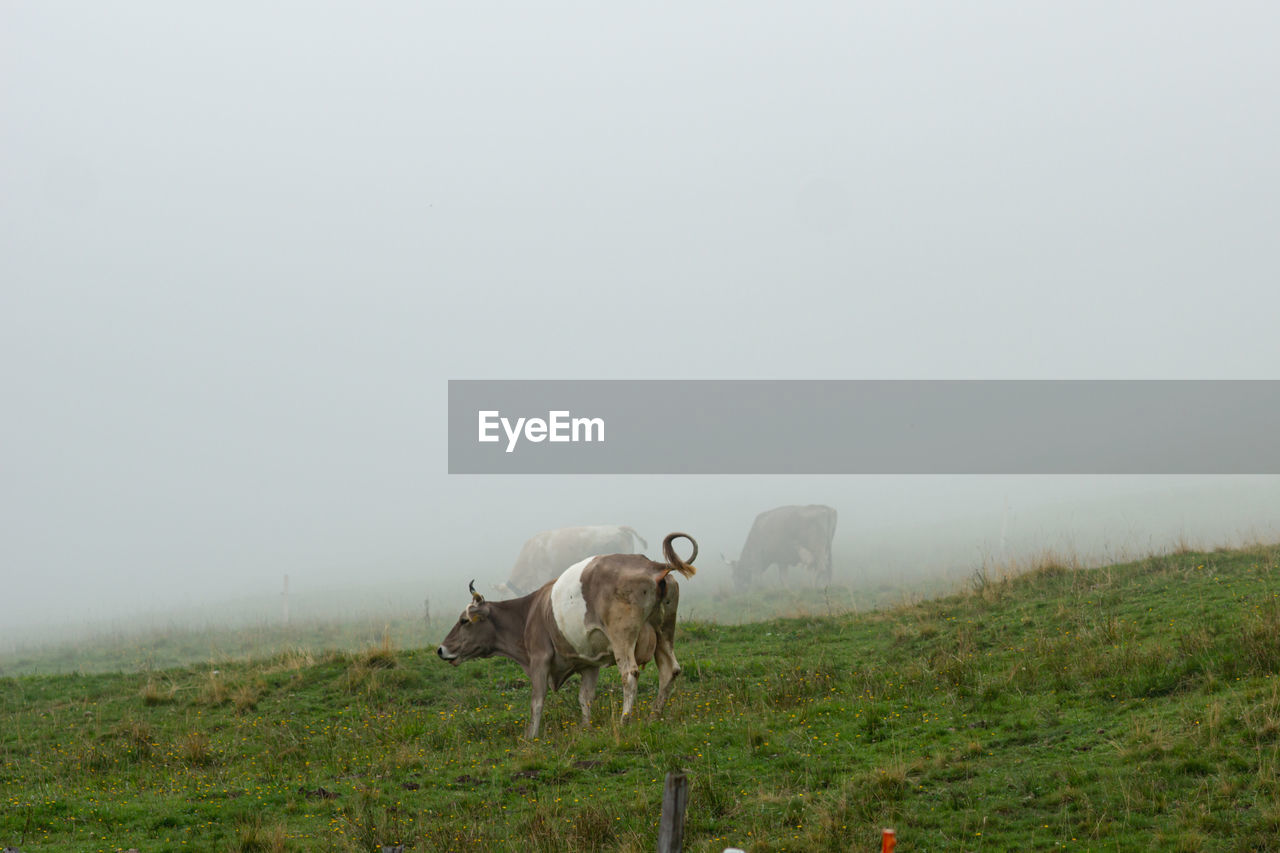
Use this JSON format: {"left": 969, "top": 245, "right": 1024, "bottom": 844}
{"left": 281, "top": 574, "right": 290, "bottom": 625}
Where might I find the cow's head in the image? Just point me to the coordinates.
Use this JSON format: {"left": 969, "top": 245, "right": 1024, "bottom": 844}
{"left": 721, "top": 551, "right": 750, "bottom": 586}
{"left": 436, "top": 580, "right": 496, "bottom": 666}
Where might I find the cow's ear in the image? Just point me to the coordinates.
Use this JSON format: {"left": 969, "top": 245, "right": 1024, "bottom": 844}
{"left": 466, "top": 604, "right": 488, "bottom": 623}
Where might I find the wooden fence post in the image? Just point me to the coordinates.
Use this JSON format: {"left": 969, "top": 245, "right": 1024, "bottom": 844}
{"left": 657, "top": 771, "right": 689, "bottom": 853}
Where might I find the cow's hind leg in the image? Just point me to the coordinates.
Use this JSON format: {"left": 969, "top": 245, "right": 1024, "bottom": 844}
{"left": 609, "top": 639, "right": 642, "bottom": 723}
{"left": 650, "top": 635, "right": 682, "bottom": 719}
{"left": 578, "top": 667, "right": 600, "bottom": 727}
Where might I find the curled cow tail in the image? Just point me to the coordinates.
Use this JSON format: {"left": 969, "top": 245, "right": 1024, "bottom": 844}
{"left": 660, "top": 532, "right": 698, "bottom": 579}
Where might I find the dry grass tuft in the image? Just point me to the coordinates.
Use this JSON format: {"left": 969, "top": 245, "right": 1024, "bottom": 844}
{"left": 264, "top": 646, "right": 315, "bottom": 674}
{"left": 139, "top": 678, "right": 175, "bottom": 706}
{"left": 228, "top": 815, "right": 289, "bottom": 852}
{"left": 232, "top": 680, "right": 264, "bottom": 714}
{"left": 198, "top": 670, "right": 229, "bottom": 706}
{"left": 360, "top": 628, "right": 399, "bottom": 670}
{"left": 116, "top": 718, "right": 155, "bottom": 760}
{"left": 525, "top": 797, "right": 618, "bottom": 852}
{"left": 178, "top": 729, "right": 213, "bottom": 766}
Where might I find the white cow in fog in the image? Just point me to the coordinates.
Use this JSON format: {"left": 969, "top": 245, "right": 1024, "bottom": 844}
{"left": 496, "top": 525, "right": 648, "bottom": 596}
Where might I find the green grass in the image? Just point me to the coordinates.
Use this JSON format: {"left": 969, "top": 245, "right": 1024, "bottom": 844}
{"left": 0, "top": 571, "right": 935, "bottom": 679}
{"left": 2, "top": 543, "right": 1279, "bottom": 851}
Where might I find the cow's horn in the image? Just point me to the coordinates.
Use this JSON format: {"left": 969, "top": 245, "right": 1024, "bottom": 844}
{"left": 469, "top": 579, "right": 484, "bottom": 602}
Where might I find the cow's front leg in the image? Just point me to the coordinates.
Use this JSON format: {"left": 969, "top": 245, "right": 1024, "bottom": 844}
{"left": 578, "top": 667, "right": 600, "bottom": 726}
{"left": 527, "top": 667, "right": 549, "bottom": 739}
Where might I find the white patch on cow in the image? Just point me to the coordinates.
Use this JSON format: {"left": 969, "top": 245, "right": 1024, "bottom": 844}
{"left": 551, "top": 557, "right": 607, "bottom": 658}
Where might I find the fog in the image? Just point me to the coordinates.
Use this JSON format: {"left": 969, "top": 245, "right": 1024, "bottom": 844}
{"left": 3, "top": 4, "right": 1279, "bottom": 644}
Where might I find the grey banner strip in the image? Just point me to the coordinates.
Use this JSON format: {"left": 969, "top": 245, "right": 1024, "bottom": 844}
{"left": 447, "top": 380, "right": 1280, "bottom": 474}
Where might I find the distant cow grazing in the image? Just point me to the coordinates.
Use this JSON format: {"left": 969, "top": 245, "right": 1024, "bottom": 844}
{"left": 726, "top": 505, "right": 837, "bottom": 587}
{"left": 498, "top": 525, "right": 648, "bottom": 597}
{"left": 437, "top": 532, "right": 697, "bottom": 738}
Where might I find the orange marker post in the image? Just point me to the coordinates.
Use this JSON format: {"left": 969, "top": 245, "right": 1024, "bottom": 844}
{"left": 882, "top": 828, "right": 896, "bottom": 853}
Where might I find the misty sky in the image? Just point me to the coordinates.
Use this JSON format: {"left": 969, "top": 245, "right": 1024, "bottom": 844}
{"left": 3, "top": 3, "right": 1279, "bottom": 633}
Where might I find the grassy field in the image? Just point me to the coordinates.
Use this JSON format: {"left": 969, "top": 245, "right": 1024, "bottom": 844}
{"left": 0, "top": 571, "right": 947, "bottom": 679}
{"left": 2, "top": 543, "right": 1278, "bottom": 851}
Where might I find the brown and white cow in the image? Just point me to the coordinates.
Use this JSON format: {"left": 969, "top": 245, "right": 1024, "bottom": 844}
{"left": 497, "top": 525, "right": 648, "bottom": 596}
{"left": 437, "top": 532, "right": 697, "bottom": 738}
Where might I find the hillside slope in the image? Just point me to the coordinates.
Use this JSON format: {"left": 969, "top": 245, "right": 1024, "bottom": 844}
{"left": 2, "top": 543, "right": 1278, "bottom": 851}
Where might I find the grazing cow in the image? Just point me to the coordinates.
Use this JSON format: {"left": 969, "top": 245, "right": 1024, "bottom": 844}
{"left": 726, "top": 505, "right": 837, "bottom": 587}
{"left": 437, "top": 532, "right": 697, "bottom": 738}
{"left": 497, "top": 525, "right": 648, "bottom": 596}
